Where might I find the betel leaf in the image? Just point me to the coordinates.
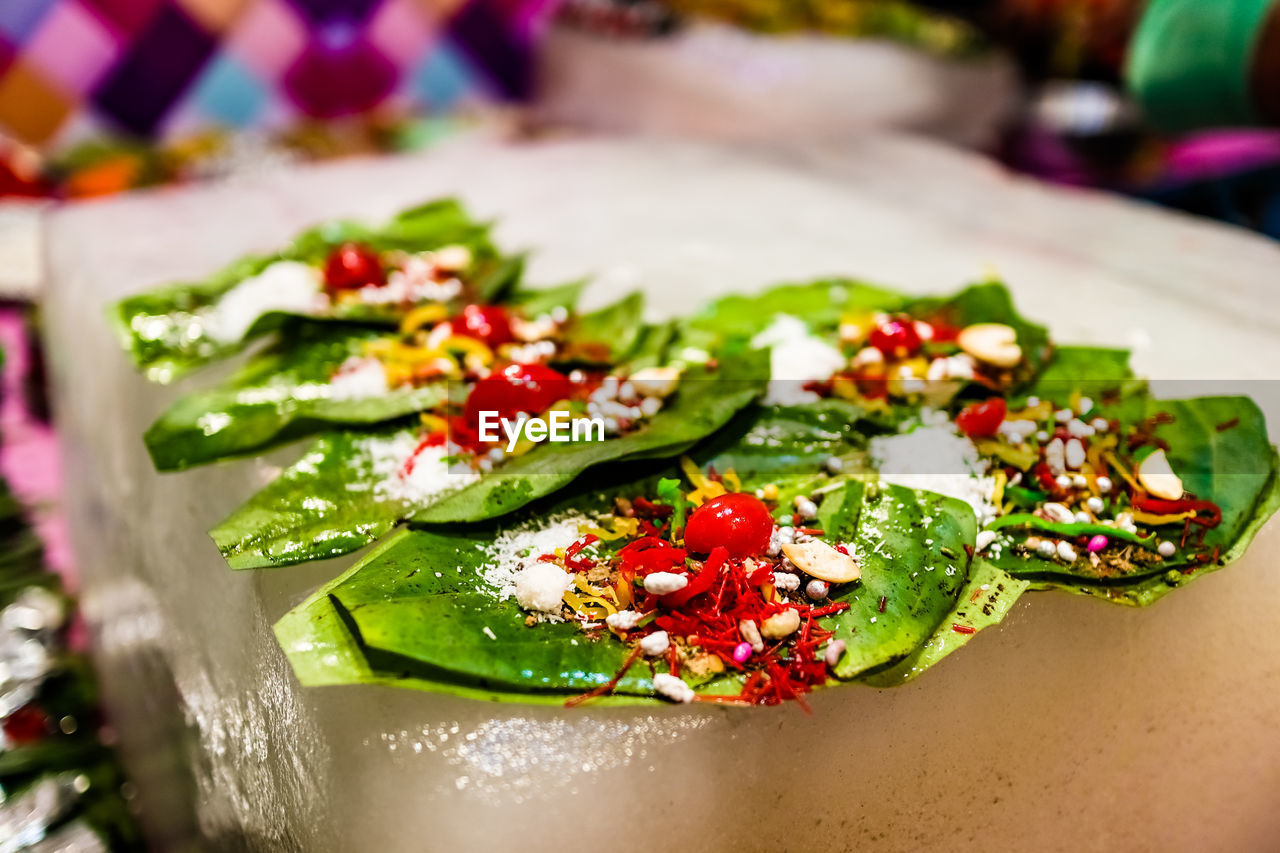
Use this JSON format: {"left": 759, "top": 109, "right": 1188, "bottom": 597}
{"left": 209, "top": 425, "right": 437, "bottom": 568}
{"left": 675, "top": 278, "right": 908, "bottom": 353}
{"left": 143, "top": 325, "right": 448, "bottom": 471}
{"left": 903, "top": 280, "right": 1052, "bottom": 382}
{"left": 271, "top": 467, "right": 980, "bottom": 702}
{"left": 111, "top": 199, "right": 513, "bottom": 382}
{"left": 505, "top": 279, "right": 588, "bottom": 318}
{"left": 317, "top": 519, "right": 643, "bottom": 694}
{"left": 556, "top": 291, "right": 646, "bottom": 364}
{"left": 212, "top": 348, "right": 768, "bottom": 567}
{"left": 273, "top": 536, "right": 647, "bottom": 705}
{"left": 1029, "top": 455, "right": 1280, "bottom": 606}
{"left": 1021, "top": 344, "right": 1142, "bottom": 411}
{"left": 689, "top": 398, "right": 871, "bottom": 482}
{"left": 989, "top": 396, "right": 1280, "bottom": 593}
{"left": 814, "top": 480, "right": 975, "bottom": 679}
{"left": 145, "top": 288, "right": 629, "bottom": 471}
{"left": 1026, "top": 344, "right": 1133, "bottom": 390}
{"left": 410, "top": 347, "right": 769, "bottom": 523}
{"left": 860, "top": 559, "right": 1028, "bottom": 686}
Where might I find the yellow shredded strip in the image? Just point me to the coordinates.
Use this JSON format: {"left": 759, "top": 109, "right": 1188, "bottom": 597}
{"left": 399, "top": 303, "right": 448, "bottom": 334}
{"left": 723, "top": 469, "right": 741, "bottom": 493}
{"left": 681, "top": 456, "right": 728, "bottom": 506}
{"left": 584, "top": 516, "right": 640, "bottom": 541}
{"left": 439, "top": 335, "right": 493, "bottom": 361}
{"left": 613, "top": 577, "right": 633, "bottom": 610}
{"left": 1008, "top": 401, "right": 1053, "bottom": 422}
{"left": 420, "top": 413, "right": 448, "bottom": 433}
{"left": 975, "top": 439, "right": 1038, "bottom": 470}
{"left": 688, "top": 482, "right": 726, "bottom": 507}
{"left": 992, "top": 469, "right": 1007, "bottom": 507}
{"left": 565, "top": 576, "right": 618, "bottom": 618}
{"left": 1133, "top": 509, "right": 1197, "bottom": 525}
{"left": 1104, "top": 450, "right": 1141, "bottom": 493}
{"left": 680, "top": 456, "right": 709, "bottom": 490}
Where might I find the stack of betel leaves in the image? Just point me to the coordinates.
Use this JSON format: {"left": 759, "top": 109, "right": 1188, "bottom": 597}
{"left": 112, "top": 199, "right": 1280, "bottom": 708}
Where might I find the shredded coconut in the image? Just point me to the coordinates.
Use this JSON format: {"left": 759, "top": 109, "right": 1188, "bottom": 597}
{"left": 208, "top": 261, "right": 324, "bottom": 342}
{"left": 481, "top": 515, "right": 590, "bottom": 600}
{"left": 328, "top": 356, "right": 390, "bottom": 401}
{"left": 751, "top": 314, "right": 847, "bottom": 406}
{"left": 869, "top": 414, "right": 999, "bottom": 524}
{"left": 363, "top": 433, "right": 479, "bottom": 504}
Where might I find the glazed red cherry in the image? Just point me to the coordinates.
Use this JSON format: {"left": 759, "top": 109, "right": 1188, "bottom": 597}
{"left": 955, "top": 397, "right": 1006, "bottom": 438}
{"left": 464, "top": 363, "right": 570, "bottom": 429}
{"left": 323, "top": 242, "right": 385, "bottom": 291}
{"left": 684, "top": 493, "right": 774, "bottom": 558}
{"left": 869, "top": 317, "right": 922, "bottom": 359}
{"left": 450, "top": 304, "right": 514, "bottom": 347}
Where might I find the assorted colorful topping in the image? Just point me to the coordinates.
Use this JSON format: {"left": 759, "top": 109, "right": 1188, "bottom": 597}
{"left": 377, "top": 358, "right": 685, "bottom": 479}
{"left": 118, "top": 237, "right": 1278, "bottom": 709}
{"left": 962, "top": 394, "right": 1224, "bottom": 576}
{"left": 760, "top": 306, "right": 1035, "bottom": 410}
{"left": 499, "top": 462, "right": 856, "bottom": 707}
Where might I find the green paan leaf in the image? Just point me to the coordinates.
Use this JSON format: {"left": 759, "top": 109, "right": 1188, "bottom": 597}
{"left": 213, "top": 348, "right": 768, "bottom": 567}
{"left": 111, "top": 199, "right": 513, "bottom": 382}
{"left": 904, "top": 280, "right": 1052, "bottom": 384}
{"left": 272, "top": 473, "right": 979, "bottom": 701}
{"left": 146, "top": 289, "right": 632, "bottom": 471}
{"left": 815, "top": 480, "right": 975, "bottom": 679}
{"left": 556, "top": 291, "right": 646, "bottom": 364}
{"left": 143, "top": 325, "right": 448, "bottom": 471}
{"left": 860, "top": 559, "right": 1028, "bottom": 686}
{"left": 676, "top": 278, "right": 908, "bottom": 353}
{"left": 989, "top": 396, "right": 1279, "bottom": 598}
{"left": 410, "top": 348, "right": 769, "bottom": 523}
{"left": 209, "top": 425, "right": 429, "bottom": 568}
{"left": 307, "top": 520, "right": 650, "bottom": 696}
{"left": 273, "top": 537, "right": 647, "bottom": 705}
{"left": 689, "top": 398, "right": 871, "bottom": 483}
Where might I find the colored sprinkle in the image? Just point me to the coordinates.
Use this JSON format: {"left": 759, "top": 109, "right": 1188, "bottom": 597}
{"left": 951, "top": 624, "right": 976, "bottom": 635}
{"left": 732, "top": 642, "right": 752, "bottom": 663}
{"left": 1087, "top": 534, "right": 1108, "bottom": 553}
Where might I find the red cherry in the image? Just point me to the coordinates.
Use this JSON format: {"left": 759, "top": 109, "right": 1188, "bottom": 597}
{"left": 868, "top": 317, "right": 922, "bottom": 358}
{"left": 955, "top": 397, "right": 1007, "bottom": 438}
{"left": 323, "top": 243, "right": 385, "bottom": 291}
{"left": 3, "top": 705, "right": 51, "bottom": 744}
{"left": 464, "top": 363, "right": 570, "bottom": 432}
{"left": 449, "top": 304, "right": 514, "bottom": 347}
{"left": 683, "top": 493, "right": 774, "bottom": 558}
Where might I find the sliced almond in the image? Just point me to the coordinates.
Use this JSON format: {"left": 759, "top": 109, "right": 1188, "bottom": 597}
{"left": 433, "top": 245, "right": 472, "bottom": 272}
{"left": 511, "top": 315, "right": 558, "bottom": 342}
{"left": 957, "top": 323, "right": 1023, "bottom": 369}
{"left": 629, "top": 366, "right": 682, "bottom": 397}
{"left": 1137, "top": 448, "right": 1184, "bottom": 500}
{"left": 850, "top": 346, "right": 885, "bottom": 371}
{"left": 760, "top": 608, "right": 802, "bottom": 640}
{"left": 780, "top": 541, "right": 861, "bottom": 584}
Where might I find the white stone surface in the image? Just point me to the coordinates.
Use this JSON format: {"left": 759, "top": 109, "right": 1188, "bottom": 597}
{"left": 44, "top": 135, "right": 1280, "bottom": 851}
